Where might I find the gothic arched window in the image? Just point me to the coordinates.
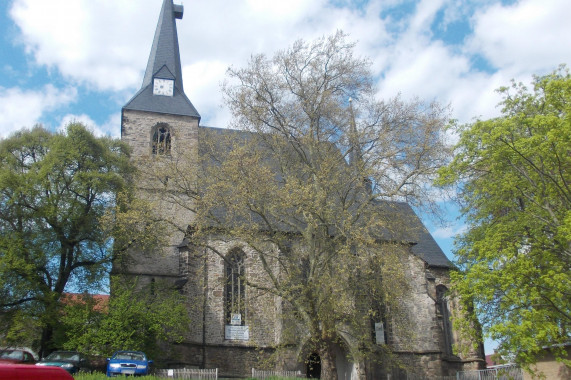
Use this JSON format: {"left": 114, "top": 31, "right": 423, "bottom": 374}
{"left": 436, "top": 285, "right": 454, "bottom": 355}
{"left": 152, "top": 124, "right": 171, "bottom": 155}
{"left": 225, "top": 249, "right": 246, "bottom": 326}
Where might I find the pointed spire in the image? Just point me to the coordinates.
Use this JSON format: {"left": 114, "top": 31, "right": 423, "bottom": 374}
{"left": 348, "top": 98, "right": 359, "bottom": 168}
{"left": 123, "top": 0, "right": 200, "bottom": 119}
{"left": 348, "top": 98, "right": 372, "bottom": 193}
{"left": 142, "top": 0, "right": 185, "bottom": 91}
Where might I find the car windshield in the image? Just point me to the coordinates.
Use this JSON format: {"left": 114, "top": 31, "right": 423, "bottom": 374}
{"left": 0, "top": 350, "right": 22, "bottom": 359}
{"left": 114, "top": 352, "right": 145, "bottom": 361}
{"left": 46, "top": 352, "right": 79, "bottom": 361}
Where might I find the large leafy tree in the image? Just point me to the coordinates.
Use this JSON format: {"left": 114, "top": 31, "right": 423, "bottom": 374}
{"left": 437, "top": 67, "right": 571, "bottom": 367}
{"left": 155, "top": 32, "right": 451, "bottom": 379}
{"left": 0, "top": 123, "right": 160, "bottom": 356}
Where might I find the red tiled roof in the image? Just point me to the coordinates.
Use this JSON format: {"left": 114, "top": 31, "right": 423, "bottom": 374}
{"left": 60, "top": 293, "right": 109, "bottom": 312}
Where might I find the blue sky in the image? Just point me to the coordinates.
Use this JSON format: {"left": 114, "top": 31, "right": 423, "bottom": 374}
{"left": 1, "top": 0, "right": 570, "bottom": 355}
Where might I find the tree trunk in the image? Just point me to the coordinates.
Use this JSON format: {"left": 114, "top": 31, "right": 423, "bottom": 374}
{"left": 39, "top": 324, "right": 54, "bottom": 358}
{"left": 319, "top": 339, "right": 338, "bottom": 380}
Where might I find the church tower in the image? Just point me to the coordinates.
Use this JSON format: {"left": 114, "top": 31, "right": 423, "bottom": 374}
{"left": 119, "top": 0, "right": 198, "bottom": 286}
{"left": 121, "top": 0, "right": 200, "bottom": 159}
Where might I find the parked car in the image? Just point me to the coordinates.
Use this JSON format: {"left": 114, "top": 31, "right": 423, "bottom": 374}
{"left": 36, "top": 351, "right": 91, "bottom": 374}
{"left": 0, "top": 347, "right": 38, "bottom": 365}
{"left": 106, "top": 350, "right": 152, "bottom": 377}
{"left": 0, "top": 364, "right": 74, "bottom": 380}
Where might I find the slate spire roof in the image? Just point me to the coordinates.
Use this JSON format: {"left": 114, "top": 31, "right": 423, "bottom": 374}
{"left": 123, "top": 0, "right": 200, "bottom": 119}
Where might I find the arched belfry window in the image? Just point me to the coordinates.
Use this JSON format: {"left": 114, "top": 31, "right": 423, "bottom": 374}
{"left": 152, "top": 124, "right": 171, "bottom": 155}
{"left": 436, "top": 285, "right": 454, "bottom": 355}
{"left": 225, "top": 248, "right": 246, "bottom": 326}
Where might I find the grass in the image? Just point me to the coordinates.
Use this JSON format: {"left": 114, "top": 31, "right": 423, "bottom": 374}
{"left": 74, "top": 375, "right": 161, "bottom": 380}
{"left": 73, "top": 374, "right": 296, "bottom": 380}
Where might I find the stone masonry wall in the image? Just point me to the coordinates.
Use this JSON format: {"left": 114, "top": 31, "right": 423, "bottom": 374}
{"left": 121, "top": 109, "right": 199, "bottom": 161}
{"left": 120, "top": 109, "right": 199, "bottom": 277}
{"left": 201, "top": 237, "right": 279, "bottom": 348}
{"left": 178, "top": 238, "right": 488, "bottom": 378}
{"left": 176, "top": 236, "right": 282, "bottom": 376}
{"left": 392, "top": 252, "right": 442, "bottom": 353}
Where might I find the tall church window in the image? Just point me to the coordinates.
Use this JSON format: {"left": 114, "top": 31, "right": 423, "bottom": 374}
{"left": 225, "top": 249, "right": 246, "bottom": 325}
{"left": 152, "top": 124, "right": 171, "bottom": 155}
{"left": 436, "top": 285, "right": 453, "bottom": 355}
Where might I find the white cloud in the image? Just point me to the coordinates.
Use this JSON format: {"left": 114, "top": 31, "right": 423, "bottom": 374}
{"left": 10, "top": 0, "right": 156, "bottom": 91}
{"left": 409, "top": 0, "right": 445, "bottom": 35}
{"left": 444, "top": 70, "right": 507, "bottom": 123}
{"left": 0, "top": 85, "right": 77, "bottom": 138}
{"left": 4, "top": 0, "right": 568, "bottom": 273}
{"left": 468, "top": 0, "right": 571, "bottom": 75}
{"left": 245, "top": 0, "right": 323, "bottom": 21}
{"left": 182, "top": 60, "right": 227, "bottom": 126}
{"left": 375, "top": 0, "right": 571, "bottom": 124}
{"left": 57, "top": 112, "right": 121, "bottom": 138}
{"left": 7, "top": 0, "right": 570, "bottom": 131}
{"left": 102, "top": 113, "right": 122, "bottom": 138}
{"left": 432, "top": 224, "right": 467, "bottom": 240}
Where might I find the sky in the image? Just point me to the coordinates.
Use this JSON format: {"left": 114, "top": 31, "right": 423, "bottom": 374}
{"left": 1, "top": 0, "right": 570, "bottom": 354}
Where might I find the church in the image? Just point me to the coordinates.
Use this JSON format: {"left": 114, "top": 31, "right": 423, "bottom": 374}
{"left": 118, "top": 0, "right": 485, "bottom": 378}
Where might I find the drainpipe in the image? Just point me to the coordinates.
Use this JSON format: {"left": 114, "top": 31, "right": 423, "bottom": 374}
{"left": 202, "top": 247, "right": 208, "bottom": 369}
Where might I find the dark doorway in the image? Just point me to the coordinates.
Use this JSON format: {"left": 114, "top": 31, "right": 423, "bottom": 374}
{"left": 307, "top": 352, "right": 321, "bottom": 378}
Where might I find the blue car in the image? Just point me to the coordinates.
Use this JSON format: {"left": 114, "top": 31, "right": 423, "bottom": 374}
{"left": 106, "top": 351, "right": 152, "bottom": 377}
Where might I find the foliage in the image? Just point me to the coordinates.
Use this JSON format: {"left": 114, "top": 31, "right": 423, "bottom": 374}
{"left": 148, "top": 31, "right": 451, "bottom": 379}
{"left": 74, "top": 375, "right": 296, "bottom": 380}
{"left": 221, "top": 31, "right": 450, "bottom": 209}
{"left": 437, "top": 67, "right": 571, "bottom": 367}
{"left": 53, "top": 293, "right": 106, "bottom": 353}
{"left": 74, "top": 375, "right": 157, "bottom": 380}
{"left": 0, "top": 308, "right": 42, "bottom": 349}
{"left": 0, "top": 123, "right": 162, "bottom": 355}
{"left": 58, "top": 278, "right": 190, "bottom": 360}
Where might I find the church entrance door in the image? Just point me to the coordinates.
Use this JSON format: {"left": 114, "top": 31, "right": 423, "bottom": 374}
{"left": 306, "top": 352, "right": 321, "bottom": 378}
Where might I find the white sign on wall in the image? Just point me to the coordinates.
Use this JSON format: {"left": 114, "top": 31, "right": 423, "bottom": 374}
{"left": 231, "top": 313, "right": 242, "bottom": 326}
{"left": 225, "top": 325, "right": 250, "bottom": 341}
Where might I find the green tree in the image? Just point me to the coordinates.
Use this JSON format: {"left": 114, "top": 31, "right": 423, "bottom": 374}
{"left": 0, "top": 123, "right": 161, "bottom": 356}
{"left": 156, "top": 32, "right": 451, "bottom": 379}
{"left": 58, "top": 279, "right": 190, "bottom": 361}
{"left": 437, "top": 67, "right": 571, "bottom": 367}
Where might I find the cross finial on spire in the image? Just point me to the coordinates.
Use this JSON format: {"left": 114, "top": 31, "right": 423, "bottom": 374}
{"left": 173, "top": 3, "right": 183, "bottom": 19}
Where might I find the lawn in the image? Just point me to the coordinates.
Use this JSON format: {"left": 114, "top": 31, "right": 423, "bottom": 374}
{"left": 73, "top": 374, "right": 293, "bottom": 380}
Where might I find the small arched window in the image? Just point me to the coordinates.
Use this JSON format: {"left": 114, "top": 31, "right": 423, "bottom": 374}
{"left": 436, "top": 285, "right": 453, "bottom": 355}
{"left": 152, "top": 124, "right": 171, "bottom": 155}
{"left": 225, "top": 248, "right": 246, "bottom": 325}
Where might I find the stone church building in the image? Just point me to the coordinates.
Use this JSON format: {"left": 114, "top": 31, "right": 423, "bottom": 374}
{"left": 118, "top": 0, "right": 485, "bottom": 378}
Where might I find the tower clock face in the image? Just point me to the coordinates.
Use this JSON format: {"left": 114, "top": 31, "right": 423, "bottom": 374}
{"left": 153, "top": 78, "right": 174, "bottom": 96}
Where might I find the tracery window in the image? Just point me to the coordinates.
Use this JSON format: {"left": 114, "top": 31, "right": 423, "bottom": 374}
{"left": 225, "top": 248, "right": 246, "bottom": 325}
{"left": 436, "top": 285, "right": 454, "bottom": 355}
{"left": 152, "top": 124, "right": 171, "bottom": 155}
